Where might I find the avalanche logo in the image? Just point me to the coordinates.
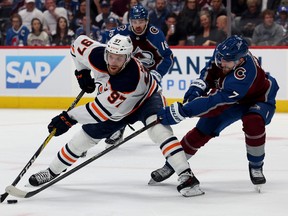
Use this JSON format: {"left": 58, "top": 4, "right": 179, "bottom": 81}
{"left": 6, "top": 56, "right": 65, "bottom": 89}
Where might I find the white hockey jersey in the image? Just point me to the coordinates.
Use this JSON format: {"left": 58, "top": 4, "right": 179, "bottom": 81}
{"left": 68, "top": 35, "right": 159, "bottom": 124}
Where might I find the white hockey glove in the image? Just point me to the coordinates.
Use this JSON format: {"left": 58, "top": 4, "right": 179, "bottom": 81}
{"left": 183, "top": 79, "right": 207, "bottom": 103}
{"left": 150, "top": 70, "right": 162, "bottom": 85}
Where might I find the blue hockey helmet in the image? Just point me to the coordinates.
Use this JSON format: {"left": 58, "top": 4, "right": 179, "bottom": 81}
{"left": 129, "top": 4, "right": 148, "bottom": 20}
{"left": 215, "top": 35, "right": 249, "bottom": 67}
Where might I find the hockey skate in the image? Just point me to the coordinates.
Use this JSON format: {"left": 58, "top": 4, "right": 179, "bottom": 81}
{"left": 148, "top": 162, "right": 175, "bottom": 185}
{"left": 249, "top": 164, "right": 266, "bottom": 193}
{"left": 177, "top": 170, "right": 205, "bottom": 197}
{"left": 104, "top": 127, "right": 125, "bottom": 148}
{"left": 29, "top": 169, "right": 59, "bottom": 186}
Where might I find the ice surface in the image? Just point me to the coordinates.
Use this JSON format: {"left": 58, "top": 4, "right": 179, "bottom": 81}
{"left": 0, "top": 109, "right": 287, "bottom": 216}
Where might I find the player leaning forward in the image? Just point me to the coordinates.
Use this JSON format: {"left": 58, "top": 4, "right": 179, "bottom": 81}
{"left": 151, "top": 35, "right": 279, "bottom": 188}
{"left": 28, "top": 34, "right": 204, "bottom": 197}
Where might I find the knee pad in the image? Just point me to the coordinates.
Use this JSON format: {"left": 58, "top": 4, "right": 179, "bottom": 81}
{"left": 180, "top": 127, "right": 213, "bottom": 155}
{"left": 68, "top": 129, "right": 101, "bottom": 155}
{"left": 242, "top": 113, "right": 265, "bottom": 147}
{"left": 146, "top": 115, "right": 173, "bottom": 144}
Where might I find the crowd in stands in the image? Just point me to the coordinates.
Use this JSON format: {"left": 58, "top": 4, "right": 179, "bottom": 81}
{"left": 0, "top": 0, "right": 288, "bottom": 46}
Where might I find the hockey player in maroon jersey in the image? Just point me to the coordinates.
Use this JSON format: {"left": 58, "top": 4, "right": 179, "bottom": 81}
{"left": 149, "top": 35, "right": 279, "bottom": 190}
{"left": 28, "top": 34, "right": 204, "bottom": 197}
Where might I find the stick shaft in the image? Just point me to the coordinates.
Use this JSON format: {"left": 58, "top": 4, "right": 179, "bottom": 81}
{"left": 8, "top": 120, "right": 159, "bottom": 199}
{"left": 0, "top": 91, "right": 85, "bottom": 203}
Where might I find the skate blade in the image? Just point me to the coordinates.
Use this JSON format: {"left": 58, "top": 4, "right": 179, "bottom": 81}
{"left": 24, "top": 182, "right": 34, "bottom": 188}
{"left": 180, "top": 185, "right": 205, "bottom": 197}
{"left": 148, "top": 178, "right": 158, "bottom": 185}
{"left": 255, "top": 184, "right": 263, "bottom": 193}
{"left": 105, "top": 144, "right": 119, "bottom": 149}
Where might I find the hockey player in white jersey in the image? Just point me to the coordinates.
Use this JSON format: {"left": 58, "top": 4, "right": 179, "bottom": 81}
{"left": 28, "top": 34, "right": 204, "bottom": 197}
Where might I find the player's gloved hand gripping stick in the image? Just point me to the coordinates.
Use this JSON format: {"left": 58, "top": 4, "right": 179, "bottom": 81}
{"left": 0, "top": 90, "right": 85, "bottom": 203}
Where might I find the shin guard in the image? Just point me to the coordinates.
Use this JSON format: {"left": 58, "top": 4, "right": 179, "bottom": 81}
{"left": 180, "top": 128, "right": 213, "bottom": 156}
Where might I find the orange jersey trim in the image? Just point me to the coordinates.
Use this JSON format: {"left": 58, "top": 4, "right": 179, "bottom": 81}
{"left": 162, "top": 142, "right": 181, "bottom": 155}
{"left": 91, "top": 102, "right": 109, "bottom": 121}
{"left": 61, "top": 147, "right": 76, "bottom": 163}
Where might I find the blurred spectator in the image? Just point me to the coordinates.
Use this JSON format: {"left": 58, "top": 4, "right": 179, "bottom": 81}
{"left": 0, "top": 0, "right": 13, "bottom": 7}
{"left": 167, "top": 0, "right": 185, "bottom": 15}
{"left": 70, "top": 0, "right": 86, "bottom": 32}
{"left": 251, "top": 9, "right": 285, "bottom": 45}
{"left": 149, "top": 0, "right": 171, "bottom": 29}
{"left": 27, "top": 17, "right": 50, "bottom": 46}
{"left": 139, "top": 0, "right": 155, "bottom": 12}
{"left": 18, "top": 0, "right": 46, "bottom": 31}
{"left": 162, "top": 13, "right": 187, "bottom": 45}
{"left": 206, "top": 0, "right": 227, "bottom": 28}
{"left": 5, "top": 13, "right": 30, "bottom": 46}
{"left": 35, "top": 0, "right": 44, "bottom": 11}
{"left": 51, "top": 16, "right": 74, "bottom": 46}
{"left": 0, "top": 0, "right": 13, "bottom": 45}
{"left": 231, "top": 0, "right": 247, "bottom": 17}
{"left": 95, "top": 0, "right": 120, "bottom": 29}
{"left": 43, "top": 0, "right": 68, "bottom": 36}
{"left": 90, "top": 0, "right": 102, "bottom": 22}
{"left": 100, "top": 16, "right": 118, "bottom": 43}
{"left": 111, "top": 0, "right": 130, "bottom": 18}
{"left": 57, "top": 0, "right": 79, "bottom": 15}
{"left": 238, "top": 0, "right": 262, "bottom": 39}
{"left": 266, "top": 0, "right": 285, "bottom": 12}
{"left": 275, "top": 5, "right": 288, "bottom": 33}
{"left": 216, "top": 15, "right": 242, "bottom": 36}
{"left": 122, "top": 0, "right": 140, "bottom": 24}
{"left": 10, "top": 0, "right": 25, "bottom": 15}
{"left": 177, "top": 0, "right": 200, "bottom": 44}
{"left": 194, "top": 10, "right": 226, "bottom": 46}
{"left": 75, "top": 15, "right": 102, "bottom": 41}
{"left": 198, "top": 0, "right": 212, "bottom": 10}
{"left": 0, "top": 0, "right": 13, "bottom": 16}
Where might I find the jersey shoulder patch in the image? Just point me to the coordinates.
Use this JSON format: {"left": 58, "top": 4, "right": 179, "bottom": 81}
{"left": 233, "top": 67, "right": 246, "bottom": 80}
{"left": 149, "top": 26, "right": 160, "bottom": 34}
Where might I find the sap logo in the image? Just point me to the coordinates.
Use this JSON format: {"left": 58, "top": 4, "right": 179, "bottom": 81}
{"left": 6, "top": 56, "right": 65, "bottom": 89}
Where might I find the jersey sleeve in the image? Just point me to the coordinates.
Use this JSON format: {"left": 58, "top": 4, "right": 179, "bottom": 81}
{"left": 147, "top": 26, "right": 174, "bottom": 77}
{"left": 183, "top": 62, "right": 255, "bottom": 117}
{"left": 70, "top": 35, "right": 106, "bottom": 71}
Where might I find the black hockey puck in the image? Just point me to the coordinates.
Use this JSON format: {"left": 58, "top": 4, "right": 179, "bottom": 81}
{"left": 7, "top": 199, "right": 18, "bottom": 204}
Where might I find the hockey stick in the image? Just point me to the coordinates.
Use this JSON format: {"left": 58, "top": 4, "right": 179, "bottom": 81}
{"left": 0, "top": 90, "right": 85, "bottom": 203}
{"left": 5, "top": 119, "right": 159, "bottom": 199}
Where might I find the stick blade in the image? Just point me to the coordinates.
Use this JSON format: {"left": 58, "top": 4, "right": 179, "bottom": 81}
{"left": 0, "top": 193, "right": 9, "bottom": 203}
{"left": 5, "top": 186, "right": 28, "bottom": 198}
